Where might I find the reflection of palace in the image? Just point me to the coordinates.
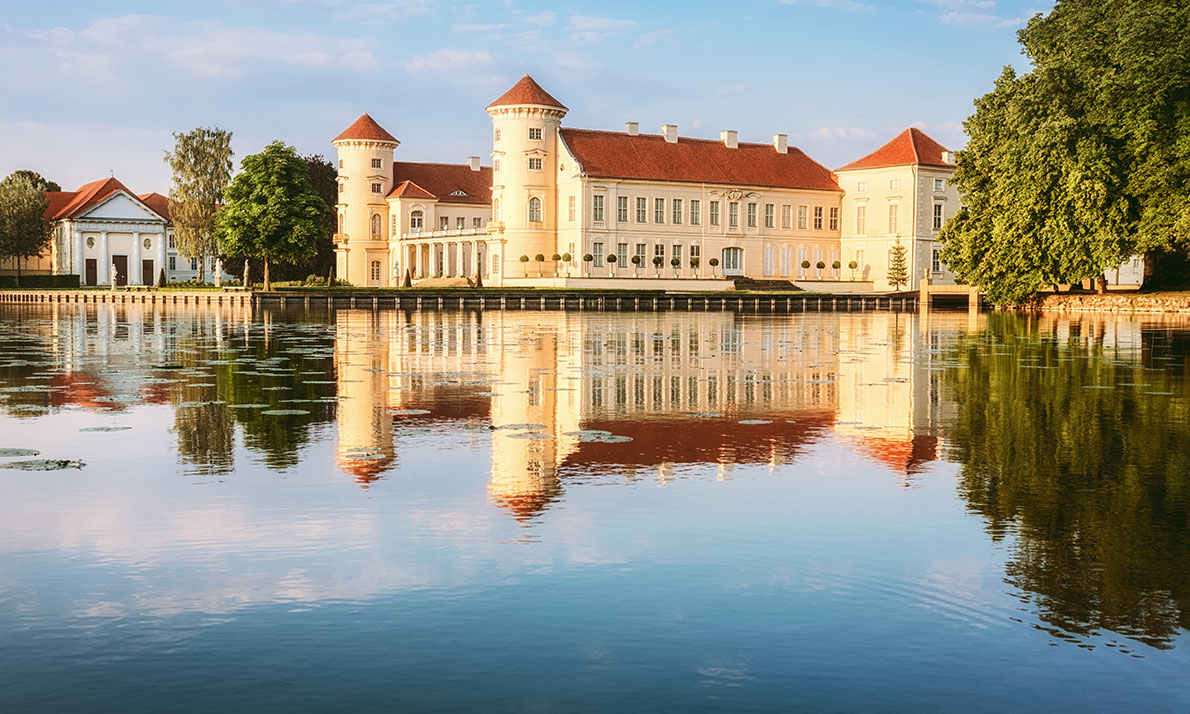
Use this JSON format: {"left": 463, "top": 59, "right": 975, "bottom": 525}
{"left": 332, "top": 309, "right": 996, "bottom": 515}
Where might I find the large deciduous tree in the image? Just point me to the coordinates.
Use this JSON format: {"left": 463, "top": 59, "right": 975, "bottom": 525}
{"left": 165, "top": 127, "right": 233, "bottom": 282}
{"left": 0, "top": 173, "right": 53, "bottom": 287}
{"left": 5, "top": 170, "right": 60, "bottom": 193}
{"left": 940, "top": 0, "right": 1190, "bottom": 304}
{"left": 215, "top": 141, "right": 328, "bottom": 291}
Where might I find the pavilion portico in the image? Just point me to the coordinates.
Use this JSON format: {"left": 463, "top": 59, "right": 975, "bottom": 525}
{"left": 401, "top": 227, "right": 502, "bottom": 284}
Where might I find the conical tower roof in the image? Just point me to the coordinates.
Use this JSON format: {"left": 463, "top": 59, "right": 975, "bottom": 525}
{"left": 333, "top": 113, "right": 399, "bottom": 144}
{"left": 487, "top": 75, "right": 567, "bottom": 111}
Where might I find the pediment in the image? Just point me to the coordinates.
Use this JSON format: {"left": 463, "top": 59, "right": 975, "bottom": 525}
{"left": 81, "top": 192, "right": 164, "bottom": 222}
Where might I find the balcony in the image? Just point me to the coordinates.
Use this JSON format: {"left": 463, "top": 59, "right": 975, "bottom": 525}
{"left": 401, "top": 227, "right": 487, "bottom": 241}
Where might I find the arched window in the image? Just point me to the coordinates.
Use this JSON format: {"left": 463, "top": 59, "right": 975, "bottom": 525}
{"left": 371, "top": 214, "right": 381, "bottom": 238}
{"left": 410, "top": 210, "right": 424, "bottom": 232}
{"left": 338, "top": 213, "right": 345, "bottom": 234}
{"left": 528, "top": 197, "right": 542, "bottom": 223}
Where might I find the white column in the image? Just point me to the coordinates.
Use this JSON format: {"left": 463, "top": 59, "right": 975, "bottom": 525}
{"left": 131, "top": 231, "right": 142, "bottom": 285}
{"left": 99, "top": 231, "right": 110, "bottom": 284}
{"left": 73, "top": 228, "right": 84, "bottom": 276}
{"left": 156, "top": 231, "right": 166, "bottom": 285}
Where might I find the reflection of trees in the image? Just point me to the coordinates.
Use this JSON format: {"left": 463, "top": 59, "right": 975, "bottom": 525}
{"left": 173, "top": 402, "right": 234, "bottom": 474}
{"left": 942, "top": 314, "right": 1190, "bottom": 648}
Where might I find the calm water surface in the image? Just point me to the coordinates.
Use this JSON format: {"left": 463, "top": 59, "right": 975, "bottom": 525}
{"left": 0, "top": 304, "right": 1188, "bottom": 713}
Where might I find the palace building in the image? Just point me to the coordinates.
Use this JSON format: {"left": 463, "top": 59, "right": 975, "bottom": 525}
{"left": 333, "top": 74, "right": 980, "bottom": 292}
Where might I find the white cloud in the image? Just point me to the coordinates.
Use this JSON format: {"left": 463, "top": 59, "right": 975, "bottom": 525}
{"left": 405, "top": 48, "right": 495, "bottom": 74}
{"left": 810, "top": 127, "right": 878, "bottom": 140}
{"left": 634, "top": 29, "right": 678, "bottom": 48}
{"left": 568, "top": 15, "right": 637, "bottom": 44}
{"left": 521, "top": 11, "right": 557, "bottom": 27}
{"left": 915, "top": 0, "right": 1034, "bottom": 29}
{"left": 781, "top": 0, "right": 874, "bottom": 12}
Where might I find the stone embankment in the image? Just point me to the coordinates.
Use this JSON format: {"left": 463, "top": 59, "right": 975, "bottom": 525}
{"left": 1029, "top": 292, "right": 1190, "bottom": 314}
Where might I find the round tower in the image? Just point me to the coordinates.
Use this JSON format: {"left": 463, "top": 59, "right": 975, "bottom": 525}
{"left": 486, "top": 75, "right": 567, "bottom": 281}
{"left": 332, "top": 114, "right": 398, "bottom": 286}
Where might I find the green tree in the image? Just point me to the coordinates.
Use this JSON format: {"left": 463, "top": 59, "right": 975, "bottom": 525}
{"left": 0, "top": 173, "right": 53, "bottom": 287}
{"left": 216, "top": 141, "right": 327, "bottom": 291}
{"left": 941, "top": 0, "right": 1190, "bottom": 303}
{"left": 165, "top": 127, "right": 234, "bottom": 282}
{"left": 4, "top": 170, "right": 60, "bottom": 192}
{"left": 887, "top": 239, "right": 909, "bottom": 290}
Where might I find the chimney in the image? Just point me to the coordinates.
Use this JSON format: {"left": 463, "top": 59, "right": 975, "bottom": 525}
{"left": 660, "top": 124, "right": 678, "bottom": 143}
{"left": 941, "top": 151, "right": 956, "bottom": 165}
{"left": 773, "top": 133, "right": 788, "bottom": 154}
{"left": 625, "top": 121, "right": 639, "bottom": 136}
{"left": 721, "top": 130, "right": 738, "bottom": 149}
{"left": 467, "top": 156, "right": 481, "bottom": 171}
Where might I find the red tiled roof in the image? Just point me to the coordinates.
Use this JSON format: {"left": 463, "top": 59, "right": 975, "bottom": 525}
{"left": 333, "top": 113, "right": 399, "bottom": 144}
{"left": 559, "top": 128, "right": 841, "bottom": 192}
{"left": 138, "top": 192, "right": 171, "bottom": 221}
{"left": 387, "top": 180, "right": 436, "bottom": 200}
{"left": 487, "top": 75, "right": 567, "bottom": 111}
{"left": 836, "top": 128, "right": 952, "bottom": 171}
{"left": 390, "top": 161, "right": 492, "bottom": 204}
{"left": 854, "top": 434, "right": 938, "bottom": 475}
{"left": 44, "top": 178, "right": 166, "bottom": 221}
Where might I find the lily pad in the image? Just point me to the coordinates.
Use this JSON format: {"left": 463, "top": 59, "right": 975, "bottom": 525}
{"left": 739, "top": 419, "right": 773, "bottom": 425}
{"left": 261, "top": 409, "right": 310, "bottom": 416}
{"left": 1, "top": 459, "right": 85, "bottom": 471}
{"left": 506, "top": 432, "right": 552, "bottom": 439}
{"left": 79, "top": 426, "right": 131, "bottom": 432}
{"left": 493, "top": 422, "right": 548, "bottom": 431}
{"left": 389, "top": 409, "right": 430, "bottom": 416}
{"left": 0, "top": 448, "right": 39, "bottom": 457}
{"left": 580, "top": 434, "right": 633, "bottom": 443}
{"left": 564, "top": 430, "right": 612, "bottom": 438}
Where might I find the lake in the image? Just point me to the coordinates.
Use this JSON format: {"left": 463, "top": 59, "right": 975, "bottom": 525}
{"left": 0, "top": 303, "right": 1188, "bottom": 712}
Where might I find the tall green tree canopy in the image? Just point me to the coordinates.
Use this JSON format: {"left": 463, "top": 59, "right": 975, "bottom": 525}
{"left": 940, "top": 0, "right": 1190, "bottom": 304}
{"left": 165, "top": 127, "right": 233, "bottom": 281}
{"left": 216, "top": 141, "right": 328, "bottom": 290}
{"left": 0, "top": 172, "right": 53, "bottom": 285}
{"left": 2, "top": 170, "right": 60, "bottom": 193}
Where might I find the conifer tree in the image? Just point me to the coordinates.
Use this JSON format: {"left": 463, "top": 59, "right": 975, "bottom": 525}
{"left": 887, "top": 239, "right": 909, "bottom": 291}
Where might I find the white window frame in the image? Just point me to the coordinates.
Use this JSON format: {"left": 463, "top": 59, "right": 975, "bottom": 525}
{"left": 593, "top": 195, "right": 605, "bottom": 223}
{"left": 672, "top": 198, "right": 683, "bottom": 225}
{"left": 797, "top": 205, "right": 808, "bottom": 230}
{"left": 933, "top": 203, "right": 944, "bottom": 231}
{"left": 617, "top": 196, "right": 628, "bottom": 222}
{"left": 654, "top": 198, "right": 665, "bottom": 224}
{"left": 813, "top": 206, "right": 823, "bottom": 231}
{"left": 568, "top": 196, "right": 576, "bottom": 222}
{"left": 709, "top": 201, "right": 720, "bottom": 226}
{"left": 747, "top": 202, "right": 757, "bottom": 228}
{"left": 690, "top": 200, "right": 701, "bottom": 225}
{"left": 856, "top": 205, "right": 866, "bottom": 235}
{"left": 728, "top": 202, "right": 739, "bottom": 228}
{"left": 527, "top": 157, "right": 543, "bottom": 171}
{"left": 529, "top": 197, "right": 542, "bottom": 223}
{"left": 829, "top": 207, "right": 839, "bottom": 232}
{"left": 636, "top": 197, "right": 647, "bottom": 223}
{"left": 528, "top": 127, "right": 542, "bottom": 140}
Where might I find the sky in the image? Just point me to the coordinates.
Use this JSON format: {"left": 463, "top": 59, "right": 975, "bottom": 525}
{"left": 0, "top": 0, "right": 1051, "bottom": 192}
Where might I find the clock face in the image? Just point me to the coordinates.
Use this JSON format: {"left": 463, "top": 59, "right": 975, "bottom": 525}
{"left": 144, "top": 238, "right": 152, "bottom": 249}
{"left": 86, "top": 237, "right": 95, "bottom": 249}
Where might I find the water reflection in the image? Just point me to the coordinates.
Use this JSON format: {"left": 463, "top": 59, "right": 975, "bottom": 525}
{"left": 1, "top": 303, "right": 1188, "bottom": 654}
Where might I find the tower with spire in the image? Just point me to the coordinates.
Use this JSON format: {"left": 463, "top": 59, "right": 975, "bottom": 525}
{"left": 332, "top": 113, "right": 399, "bottom": 286}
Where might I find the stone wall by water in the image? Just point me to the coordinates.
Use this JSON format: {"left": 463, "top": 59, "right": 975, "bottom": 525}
{"left": 1029, "top": 292, "right": 1190, "bottom": 314}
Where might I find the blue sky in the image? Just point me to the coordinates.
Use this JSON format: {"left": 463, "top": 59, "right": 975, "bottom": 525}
{"left": 0, "top": 0, "right": 1050, "bottom": 192}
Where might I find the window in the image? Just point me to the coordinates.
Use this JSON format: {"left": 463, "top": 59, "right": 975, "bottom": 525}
{"left": 617, "top": 243, "right": 628, "bottom": 265}
{"left": 338, "top": 183, "right": 344, "bottom": 194}
{"left": 857, "top": 181, "right": 867, "bottom": 192}
{"left": 169, "top": 256, "right": 176, "bottom": 271}
{"left": 655, "top": 198, "right": 665, "bottom": 223}
{"left": 635, "top": 243, "right": 646, "bottom": 264}
{"left": 856, "top": 205, "right": 866, "bottom": 234}
{"left": 474, "top": 217, "right": 482, "bottom": 228}
{"left": 933, "top": 203, "right": 944, "bottom": 231}
{"left": 829, "top": 207, "right": 839, "bottom": 231}
{"left": 371, "top": 158, "right": 383, "bottom": 169}
{"left": 888, "top": 203, "right": 899, "bottom": 234}
{"left": 529, "top": 197, "right": 542, "bottom": 222}
{"left": 763, "top": 245, "right": 774, "bottom": 276}
{"left": 672, "top": 244, "right": 682, "bottom": 263}
{"left": 813, "top": 207, "right": 823, "bottom": 230}
{"left": 934, "top": 178, "right": 944, "bottom": 191}
{"left": 338, "top": 159, "right": 344, "bottom": 169}
{"left": 690, "top": 200, "right": 700, "bottom": 225}
{"left": 372, "top": 214, "right": 382, "bottom": 238}
{"left": 457, "top": 217, "right": 465, "bottom": 230}
{"left": 797, "top": 205, "right": 808, "bottom": 230}
{"left": 764, "top": 204, "right": 774, "bottom": 229}
{"left": 747, "top": 203, "right": 757, "bottom": 228}
{"left": 856, "top": 249, "right": 864, "bottom": 268}
{"left": 636, "top": 197, "right": 647, "bottom": 222}
{"left": 889, "top": 179, "right": 900, "bottom": 190}
{"left": 690, "top": 245, "right": 700, "bottom": 262}
{"left": 729, "top": 202, "right": 739, "bottom": 228}
{"left": 710, "top": 201, "right": 720, "bottom": 226}
{"left": 528, "top": 157, "right": 542, "bottom": 171}
{"left": 655, "top": 244, "right": 666, "bottom": 259}
{"left": 371, "top": 182, "right": 382, "bottom": 193}
{"left": 392, "top": 215, "right": 397, "bottom": 234}
{"left": 493, "top": 199, "right": 500, "bottom": 220}
{"left": 494, "top": 128, "right": 501, "bottom": 141}
{"left": 593, "top": 242, "right": 604, "bottom": 267}
{"left": 190, "top": 258, "right": 198, "bottom": 271}
{"left": 617, "top": 196, "right": 628, "bottom": 222}
{"left": 370, "top": 261, "right": 381, "bottom": 281}
{"left": 528, "top": 127, "right": 542, "bottom": 140}
{"left": 440, "top": 216, "right": 449, "bottom": 230}
{"left": 672, "top": 198, "right": 683, "bottom": 224}
{"left": 593, "top": 195, "right": 605, "bottom": 222}
{"left": 932, "top": 248, "right": 942, "bottom": 272}
{"left": 781, "top": 246, "right": 791, "bottom": 276}
{"left": 781, "top": 205, "right": 791, "bottom": 229}
{"left": 168, "top": 235, "right": 175, "bottom": 248}
{"left": 338, "top": 214, "right": 345, "bottom": 233}
{"left": 410, "top": 210, "right": 423, "bottom": 232}
{"left": 568, "top": 196, "right": 576, "bottom": 222}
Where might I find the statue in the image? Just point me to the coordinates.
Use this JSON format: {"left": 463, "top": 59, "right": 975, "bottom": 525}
{"left": 214, "top": 258, "right": 223, "bottom": 288}
{"left": 110, "top": 262, "right": 118, "bottom": 290}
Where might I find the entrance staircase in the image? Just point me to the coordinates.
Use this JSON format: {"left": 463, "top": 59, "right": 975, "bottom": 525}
{"left": 730, "top": 277, "right": 802, "bottom": 291}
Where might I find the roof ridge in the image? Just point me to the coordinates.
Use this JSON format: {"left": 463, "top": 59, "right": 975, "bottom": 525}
{"left": 393, "top": 160, "right": 490, "bottom": 169}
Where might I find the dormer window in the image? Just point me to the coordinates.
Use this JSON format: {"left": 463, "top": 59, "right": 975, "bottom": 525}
{"left": 449, "top": 190, "right": 467, "bottom": 196}
{"left": 528, "top": 127, "right": 542, "bottom": 141}
{"left": 371, "top": 158, "right": 383, "bottom": 169}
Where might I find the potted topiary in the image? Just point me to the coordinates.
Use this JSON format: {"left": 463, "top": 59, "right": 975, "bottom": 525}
{"left": 535, "top": 253, "right": 546, "bottom": 277}
{"left": 519, "top": 254, "right": 530, "bottom": 276}
{"left": 631, "top": 253, "right": 642, "bottom": 277}
{"left": 832, "top": 260, "right": 841, "bottom": 278}
{"left": 561, "top": 252, "right": 572, "bottom": 277}
{"left": 652, "top": 255, "right": 663, "bottom": 276}
{"left": 670, "top": 256, "right": 681, "bottom": 277}
{"left": 708, "top": 257, "right": 719, "bottom": 276}
{"left": 605, "top": 252, "right": 617, "bottom": 276}
{"left": 582, "top": 253, "right": 593, "bottom": 277}
{"left": 690, "top": 256, "right": 700, "bottom": 277}
{"left": 816, "top": 260, "right": 826, "bottom": 274}
{"left": 848, "top": 259, "right": 858, "bottom": 279}
{"left": 801, "top": 259, "right": 811, "bottom": 278}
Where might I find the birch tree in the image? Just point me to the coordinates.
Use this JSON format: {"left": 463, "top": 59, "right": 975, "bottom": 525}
{"left": 165, "top": 127, "right": 233, "bottom": 282}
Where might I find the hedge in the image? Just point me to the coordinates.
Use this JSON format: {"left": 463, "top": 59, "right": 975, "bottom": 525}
{"left": 0, "top": 274, "right": 81, "bottom": 289}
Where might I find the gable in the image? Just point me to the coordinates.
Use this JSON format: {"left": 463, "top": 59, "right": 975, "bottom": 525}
{"left": 80, "top": 192, "right": 165, "bottom": 222}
